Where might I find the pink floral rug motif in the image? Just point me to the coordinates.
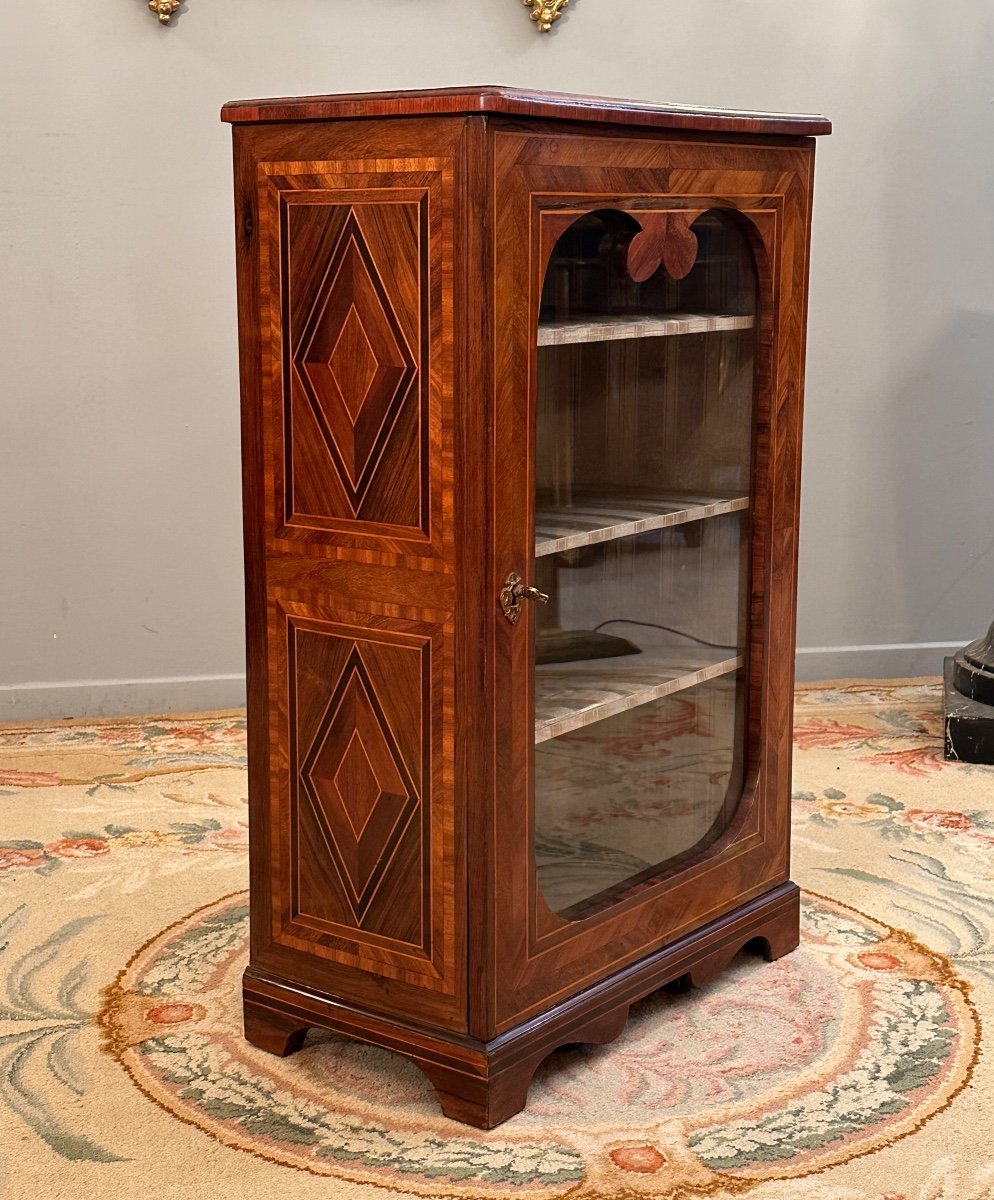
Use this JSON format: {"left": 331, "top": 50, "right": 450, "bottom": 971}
{"left": 0, "top": 681, "right": 992, "bottom": 1199}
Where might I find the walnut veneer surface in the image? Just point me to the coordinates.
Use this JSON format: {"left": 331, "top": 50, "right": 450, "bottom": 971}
{"left": 224, "top": 86, "right": 829, "bottom": 1128}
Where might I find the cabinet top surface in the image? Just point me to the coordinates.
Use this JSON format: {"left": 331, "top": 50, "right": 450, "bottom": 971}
{"left": 220, "top": 85, "right": 831, "bottom": 137}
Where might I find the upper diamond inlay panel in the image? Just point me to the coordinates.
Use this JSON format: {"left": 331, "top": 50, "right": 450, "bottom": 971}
{"left": 292, "top": 210, "right": 417, "bottom": 510}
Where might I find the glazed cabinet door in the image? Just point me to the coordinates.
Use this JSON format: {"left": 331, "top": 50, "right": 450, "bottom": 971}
{"left": 488, "top": 126, "right": 815, "bottom": 1034}
{"left": 233, "top": 118, "right": 472, "bottom": 1032}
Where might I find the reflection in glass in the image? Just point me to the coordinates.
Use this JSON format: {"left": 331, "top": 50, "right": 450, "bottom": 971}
{"left": 533, "top": 210, "right": 758, "bottom": 919}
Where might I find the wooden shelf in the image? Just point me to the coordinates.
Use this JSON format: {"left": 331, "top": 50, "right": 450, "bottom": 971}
{"left": 535, "top": 648, "right": 742, "bottom": 743}
{"left": 535, "top": 492, "right": 749, "bottom": 557}
{"left": 537, "top": 313, "right": 754, "bottom": 347}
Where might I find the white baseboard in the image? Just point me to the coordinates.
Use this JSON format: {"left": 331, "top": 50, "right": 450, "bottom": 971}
{"left": 0, "top": 674, "right": 247, "bottom": 722}
{"left": 0, "top": 643, "right": 965, "bottom": 723}
{"left": 794, "top": 641, "right": 962, "bottom": 682}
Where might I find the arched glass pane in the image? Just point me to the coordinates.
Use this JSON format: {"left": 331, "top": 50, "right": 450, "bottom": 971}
{"left": 533, "top": 209, "right": 758, "bottom": 921}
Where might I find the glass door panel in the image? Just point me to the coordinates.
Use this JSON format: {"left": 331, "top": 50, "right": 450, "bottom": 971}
{"left": 533, "top": 209, "right": 758, "bottom": 921}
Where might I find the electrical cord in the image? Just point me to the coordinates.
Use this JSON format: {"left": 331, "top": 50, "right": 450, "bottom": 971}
{"left": 591, "top": 618, "right": 737, "bottom": 652}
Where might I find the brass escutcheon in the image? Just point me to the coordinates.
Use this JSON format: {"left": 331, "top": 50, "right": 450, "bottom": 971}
{"left": 500, "top": 572, "right": 550, "bottom": 625}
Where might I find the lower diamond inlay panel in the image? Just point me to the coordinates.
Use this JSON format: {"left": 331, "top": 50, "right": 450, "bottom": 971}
{"left": 299, "top": 647, "right": 419, "bottom": 924}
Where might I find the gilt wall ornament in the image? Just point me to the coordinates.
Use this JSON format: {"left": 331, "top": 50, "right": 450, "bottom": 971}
{"left": 148, "top": 0, "right": 571, "bottom": 30}
{"left": 523, "top": 0, "right": 571, "bottom": 31}
{"left": 148, "top": 0, "right": 180, "bottom": 23}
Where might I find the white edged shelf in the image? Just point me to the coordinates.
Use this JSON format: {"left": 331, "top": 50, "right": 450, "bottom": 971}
{"left": 536, "top": 312, "right": 754, "bottom": 347}
{"left": 535, "top": 492, "right": 749, "bottom": 558}
{"left": 535, "top": 648, "right": 742, "bottom": 743}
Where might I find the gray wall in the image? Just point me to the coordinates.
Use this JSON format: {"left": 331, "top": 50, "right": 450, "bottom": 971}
{"left": 2, "top": 0, "right": 992, "bottom": 718}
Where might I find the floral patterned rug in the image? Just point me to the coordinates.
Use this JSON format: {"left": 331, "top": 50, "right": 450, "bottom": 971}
{"left": 1, "top": 680, "right": 993, "bottom": 1200}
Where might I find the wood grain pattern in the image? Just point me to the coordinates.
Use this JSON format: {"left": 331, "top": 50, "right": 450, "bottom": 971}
{"left": 221, "top": 85, "right": 832, "bottom": 137}
{"left": 286, "top": 203, "right": 421, "bottom": 527}
{"left": 226, "top": 92, "right": 824, "bottom": 1124}
{"left": 242, "top": 881, "right": 800, "bottom": 1128}
{"left": 625, "top": 209, "right": 701, "bottom": 282}
{"left": 268, "top": 598, "right": 456, "bottom": 998}
{"left": 489, "top": 125, "right": 812, "bottom": 1033}
{"left": 234, "top": 118, "right": 467, "bottom": 1033}
{"left": 288, "top": 616, "right": 426, "bottom": 944}
{"left": 264, "top": 178, "right": 441, "bottom": 543}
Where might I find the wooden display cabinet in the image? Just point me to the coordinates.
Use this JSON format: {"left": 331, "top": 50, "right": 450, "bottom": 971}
{"left": 221, "top": 86, "right": 830, "bottom": 1129}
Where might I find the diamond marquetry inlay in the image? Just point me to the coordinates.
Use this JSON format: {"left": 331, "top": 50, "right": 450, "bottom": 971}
{"left": 332, "top": 730, "right": 384, "bottom": 839}
{"left": 293, "top": 211, "right": 417, "bottom": 510}
{"left": 299, "top": 648, "right": 419, "bottom": 923}
{"left": 326, "top": 307, "right": 378, "bottom": 422}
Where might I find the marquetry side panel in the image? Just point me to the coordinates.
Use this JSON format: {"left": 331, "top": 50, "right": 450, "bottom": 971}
{"left": 269, "top": 600, "right": 452, "bottom": 989}
{"left": 257, "top": 157, "right": 451, "bottom": 556}
{"left": 283, "top": 199, "right": 424, "bottom": 533}
{"left": 288, "top": 617, "right": 428, "bottom": 950}
{"left": 234, "top": 119, "right": 469, "bottom": 1031}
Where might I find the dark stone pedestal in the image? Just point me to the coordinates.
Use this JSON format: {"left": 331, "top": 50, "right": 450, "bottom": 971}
{"left": 951, "top": 622, "right": 994, "bottom": 705}
{"left": 944, "top": 657, "right": 994, "bottom": 763}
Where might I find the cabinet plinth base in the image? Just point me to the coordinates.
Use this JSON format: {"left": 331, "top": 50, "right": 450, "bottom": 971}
{"left": 243, "top": 881, "right": 799, "bottom": 1129}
